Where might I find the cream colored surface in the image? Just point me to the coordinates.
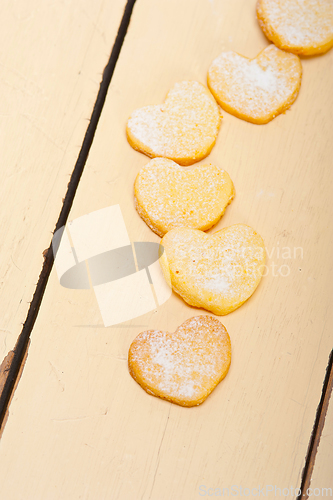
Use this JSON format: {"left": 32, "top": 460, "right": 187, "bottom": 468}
{"left": 0, "top": 0, "right": 332, "bottom": 498}
{"left": 134, "top": 158, "right": 234, "bottom": 236}
{"left": 310, "top": 394, "right": 333, "bottom": 492}
{"left": 0, "top": 0, "right": 127, "bottom": 360}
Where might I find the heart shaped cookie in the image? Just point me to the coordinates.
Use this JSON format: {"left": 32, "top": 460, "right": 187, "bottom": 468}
{"left": 126, "top": 81, "right": 221, "bottom": 166}
{"left": 257, "top": 0, "right": 333, "bottom": 56}
{"left": 160, "top": 225, "right": 266, "bottom": 315}
{"left": 134, "top": 158, "right": 235, "bottom": 237}
{"left": 207, "top": 44, "right": 302, "bottom": 124}
{"left": 128, "top": 315, "right": 231, "bottom": 407}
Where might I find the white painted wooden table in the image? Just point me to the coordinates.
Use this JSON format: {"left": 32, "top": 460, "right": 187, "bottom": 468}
{"left": 311, "top": 392, "right": 333, "bottom": 494}
{"left": 0, "top": 0, "right": 127, "bottom": 359}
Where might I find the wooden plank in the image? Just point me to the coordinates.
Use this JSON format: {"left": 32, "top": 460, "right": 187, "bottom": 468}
{"left": 306, "top": 359, "right": 333, "bottom": 497}
{"left": 0, "top": 342, "right": 30, "bottom": 439}
{"left": 0, "top": 0, "right": 332, "bottom": 498}
{"left": 0, "top": 0, "right": 127, "bottom": 362}
{"left": 0, "top": 352, "right": 14, "bottom": 398}
{"left": 310, "top": 401, "right": 333, "bottom": 495}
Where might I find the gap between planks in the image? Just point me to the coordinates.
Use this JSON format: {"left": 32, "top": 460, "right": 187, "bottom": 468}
{"left": 0, "top": 341, "right": 30, "bottom": 440}
{"left": 299, "top": 350, "right": 333, "bottom": 499}
{"left": 0, "top": 0, "right": 137, "bottom": 434}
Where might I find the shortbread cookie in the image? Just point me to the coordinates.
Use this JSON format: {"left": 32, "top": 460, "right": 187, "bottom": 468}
{"left": 126, "top": 81, "right": 221, "bottom": 166}
{"left": 257, "top": 0, "right": 333, "bottom": 56}
{"left": 207, "top": 44, "right": 302, "bottom": 124}
{"left": 128, "top": 316, "right": 231, "bottom": 407}
{"left": 160, "top": 225, "right": 266, "bottom": 315}
{"left": 134, "top": 158, "right": 235, "bottom": 237}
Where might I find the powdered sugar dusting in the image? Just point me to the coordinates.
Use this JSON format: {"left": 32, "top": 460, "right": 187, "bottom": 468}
{"left": 242, "top": 62, "right": 277, "bottom": 92}
{"left": 160, "top": 225, "right": 266, "bottom": 315}
{"left": 208, "top": 45, "right": 302, "bottom": 122}
{"left": 134, "top": 158, "right": 234, "bottom": 237}
{"left": 127, "top": 81, "right": 221, "bottom": 164}
{"left": 204, "top": 273, "right": 231, "bottom": 293}
{"left": 258, "top": 0, "right": 333, "bottom": 52}
{"left": 129, "top": 316, "right": 231, "bottom": 405}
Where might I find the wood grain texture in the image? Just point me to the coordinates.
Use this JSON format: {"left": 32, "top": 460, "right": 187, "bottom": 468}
{"left": 0, "top": 0, "right": 332, "bottom": 498}
{"left": 0, "top": 0, "right": 127, "bottom": 361}
{"left": 310, "top": 406, "right": 333, "bottom": 495}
